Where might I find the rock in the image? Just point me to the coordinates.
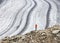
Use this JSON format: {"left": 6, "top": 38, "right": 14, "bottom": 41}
{"left": 0, "top": 25, "right": 60, "bottom": 43}
{"left": 52, "top": 30, "right": 60, "bottom": 34}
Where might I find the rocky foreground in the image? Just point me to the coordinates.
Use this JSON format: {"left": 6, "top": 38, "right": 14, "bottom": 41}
{"left": 0, "top": 25, "right": 60, "bottom": 43}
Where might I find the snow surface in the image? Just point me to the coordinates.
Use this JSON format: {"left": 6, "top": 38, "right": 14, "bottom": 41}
{"left": 0, "top": 0, "right": 59, "bottom": 39}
